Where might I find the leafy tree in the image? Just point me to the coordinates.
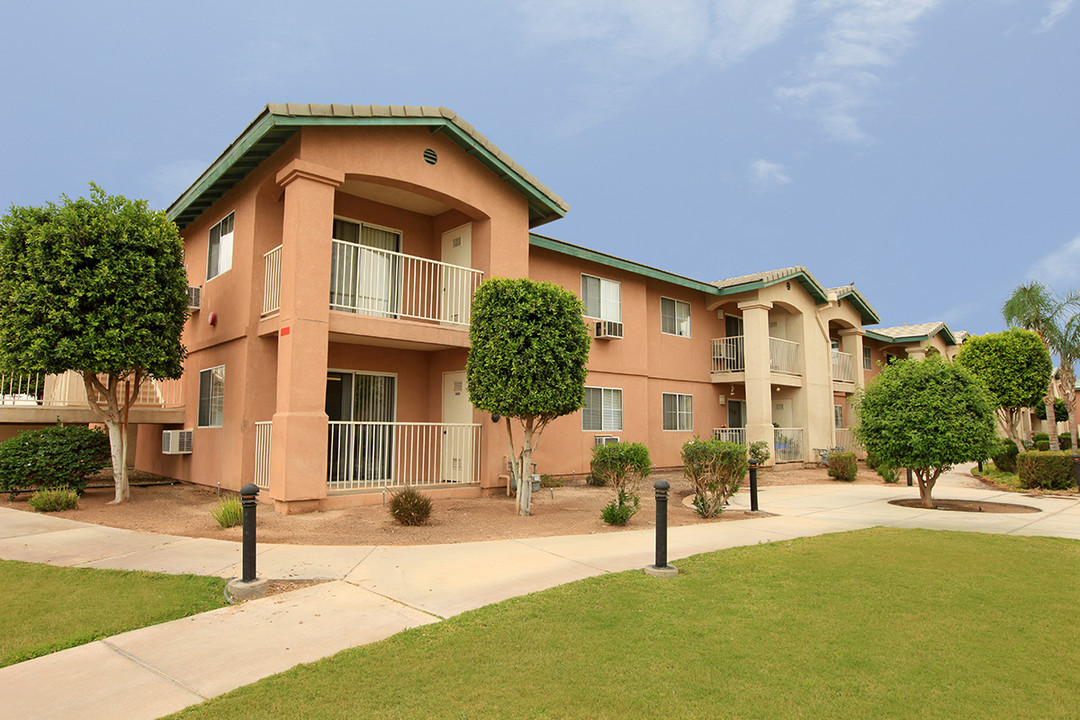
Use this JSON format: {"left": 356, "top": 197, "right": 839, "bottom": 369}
{"left": 854, "top": 356, "right": 997, "bottom": 509}
{"left": 1033, "top": 397, "right": 1068, "bottom": 422}
{"left": 0, "top": 184, "right": 187, "bottom": 503}
{"left": 467, "top": 278, "right": 590, "bottom": 515}
{"left": 955, "top": 328, "right": 1052, "bottom": 446}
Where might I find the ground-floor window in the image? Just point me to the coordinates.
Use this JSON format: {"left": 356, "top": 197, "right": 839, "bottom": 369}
{"left": 834, "top": 404, "right": 844, "bottom": 429}
{"left": 662, "top": 392, "right": 693, "bottom": 431}
{"left": 197, "top": 365, "right": 225, "bottom": 428}
{"left": 582, "top": 387, "right": 622, "bottom": 431}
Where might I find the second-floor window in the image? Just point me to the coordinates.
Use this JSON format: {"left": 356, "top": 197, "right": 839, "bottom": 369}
{"left": 582, "top": 387, "right": 623, "bottom": 431}
{"left": 206, "top": 212, "right": 234, "bottom": 281}
{"left": 581, "top": 274, "right": 621, "bottom": 322}
{"left": 662, "top": 392, "right": 693, "bottom": 431}
{"left": 198, "top": 365, "right": 225, "bottom": 428}
{"left": 863, "top": 347, "right": 872, "bottom": 371}
{"left": 661, "top": 297, "right": 691, "bottom": 337}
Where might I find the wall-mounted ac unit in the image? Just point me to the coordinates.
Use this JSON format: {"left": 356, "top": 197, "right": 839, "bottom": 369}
{"left": 594, "top": 435, "right": 620, "bottom": 447}
{"left": 594, "top": 320, "right": 623, "bottom": 339}
{"left": 162, "top": 429, "right": 193, "bottom": 455}
{"left": 187, "top": 286, "right": 202, "bottom": 311}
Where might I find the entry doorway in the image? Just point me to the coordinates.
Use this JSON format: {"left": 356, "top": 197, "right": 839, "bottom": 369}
{"left": 326, "top": 371, "right": 396, "bottom": 486}
{"left": 441, "top": 371, "right": 474, "bottom": 482}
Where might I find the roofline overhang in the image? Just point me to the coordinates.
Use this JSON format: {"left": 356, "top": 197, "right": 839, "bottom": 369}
{"left": 865, "top": 325, "right": 957, "bottom": 346}
{"left": 834, "top": 288, "right": 881, "bottom": 325}
{"left": 714, "top": 269, "right": 829, "bottom": 305}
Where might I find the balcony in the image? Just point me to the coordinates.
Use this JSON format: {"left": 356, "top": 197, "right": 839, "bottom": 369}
{"left": 832, "top": 350, "right": 855, "bottom": 384}
{"left": 713, "top": 427, "right": 746, "bottom": 444}
{"left": 262, "top": 242, "right": 483, "bottom": 328}
{"left": 0, "top": 370, "right": 184, "bottom": 424}
{"left": 711, "top": 336, "right": 802, "bottom": 380}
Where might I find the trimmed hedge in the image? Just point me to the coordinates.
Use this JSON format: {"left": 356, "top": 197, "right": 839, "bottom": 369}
{"left": 827, "top": 452, "right": 858, "bottom": 482}
{"left": 1016, "top": 451, "right": 1075, "bottom": 491}
{"left": 0, "top": 424, "right": 110, "bottom": 499}
{"left": 991, "top": 439, "right": 1020, "bottom": 473}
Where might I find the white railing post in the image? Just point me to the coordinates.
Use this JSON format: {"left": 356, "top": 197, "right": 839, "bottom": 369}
{"left": 263, "top": 245, "right": 282, "bottom": 315}
{"left": 254, "top": 422, "right": 272, "bottom": 490}
{"left": 711, "top": 336, "right": 745, "bottom": 373}
{"left": 831, "top": 350, "right": 854, "bottom": 383}
{"left": 769, "top": 337, "right": 802, "bottom": 375}
{"left": 712, "top": 428, "right": 747, "bottom": 444}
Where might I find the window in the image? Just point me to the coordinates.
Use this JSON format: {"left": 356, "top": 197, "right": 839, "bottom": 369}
{"left": 661, "top": 297, "right": 691, "bottom": 337}
{"left": 834, "top": 404, "right": 844, "bottom": 429}
{"left": 662, "top": 392, "right": 693, "bottom": 431}
{"left": 581, "top": 274, "right": 621, "bottom": 322}
{"left": 206, "top": 212, "right": 234, "bottom": 281}
{"left": 330, "top": 219, "right": 403, "bottom": 316}
{"left": 863, "top": 347, "right": 872, "bottom": 371}
{"left": 198, "top": 366, "right": 225, "bottom": 428}
{"left": 582, "top": 387, "right": 623, "bottom": 431}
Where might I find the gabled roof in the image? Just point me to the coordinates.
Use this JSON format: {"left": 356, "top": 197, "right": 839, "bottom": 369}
{"left": 827, "top": 284, "right": 880, "bottom": 325}
{"left": 712, "top": 266, "right": 829, "bottom": 304}
{"left": 865, "top": 322, "right": 958, "bottom": 346}
{"left": 167, "top": 104, "right": 569, "bottom": 231}
{"left": 529, "top": 234, "right": 723, "bottom": 295}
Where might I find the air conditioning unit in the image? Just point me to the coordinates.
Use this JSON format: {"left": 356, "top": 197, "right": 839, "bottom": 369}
{"left": 187, "top": 286, "right": 202, "bottom": 311}
{"left": 594, "top": 435, "right": 620, "bottom": 447}
{"left": 594, "top": 320, "right": 624, "bottom": 339}
{"left": 162, "top": 429, "right": 193, "bottom": 455}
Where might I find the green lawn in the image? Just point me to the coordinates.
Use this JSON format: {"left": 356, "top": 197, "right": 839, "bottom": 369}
{"left": 1, "top": 560, "right": 229, "bottom": 667}
{"left": 169, "top": 528, "right": 1080, "bottom": 719}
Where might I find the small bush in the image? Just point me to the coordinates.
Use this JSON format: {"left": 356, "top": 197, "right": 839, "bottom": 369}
{"left": 992, "top": 440, "right": 1020, "bottom": 473}
{"left": 585, "top": 473, "right": 606, "bottom": 487}
{"left": 1058, "top": 434, "right": 1072, "bottom": 451}
{"left": 27, "top": 486, "right": 79, "bottom": 512}
{"left": 748, "top": 440, "right": 770, "bottom": 465}
{"left": 1033, "top": 433, "right": 1049, "bottom": 444}
{"left": 1017, "top": 451, "right": 1075, "bottom": 491}
{"left": 682, "top": 437, "right": 747, "bottom": 518}
{"left": 1036, "top": 440, "right": 1050, "bottom": 451}
{"left": 210, "top": 496, "right": 243, "bottom": 528}
{"left": 539, "top": 474, "right": 563, "bottom": 488}
{"left": 388, "top": 487, "right": 433, "bottom": 526}
{"left": 827, "top": 452, "right": 858, "bottom": 482}
{"left": 0, "top": 424, "right": 111, "bottom": 499}
{"left": 600, "top": 489, "right": 639, "bottom": 526}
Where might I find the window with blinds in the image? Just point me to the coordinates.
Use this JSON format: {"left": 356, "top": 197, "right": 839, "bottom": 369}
{"left": 582, "top": 387, "right": 623, "bottom": 432}
{"left": 662, "top": 392, "right": 693, "bottom": 431}
{"left": 197, "top": 365, "right": 225, "bottom": 428}
{"left": 206, "top": 212, "right": 234, "bottom": 281}
{"left": 581, "top": 274, "right": 621, "bottom": 322}
{"left": 660, "top": 297, "right": 691, "bottom": 337}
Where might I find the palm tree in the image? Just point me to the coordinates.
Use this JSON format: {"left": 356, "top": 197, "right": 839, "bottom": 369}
{"left": 1002, "top": 282, "right": 1072, "bottom": 450}
{"left": 1055, "top": 295, "right": 1080, "bottom": 451}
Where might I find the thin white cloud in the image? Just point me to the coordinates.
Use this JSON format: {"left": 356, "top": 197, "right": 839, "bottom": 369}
{"left": 749, "top": 158, "right": 792, "bottom": 187}
{"left": 1037, "top": 0, "right": 1075, "bottom": 32}
{"left": 1026, "top": 235, "right": 1080, "bottom": 292}
{"left": 775, "top": 0, "right": 941, "bottom": 143}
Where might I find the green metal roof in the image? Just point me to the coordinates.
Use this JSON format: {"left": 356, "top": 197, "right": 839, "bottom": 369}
{"left": 529, "top": 234, "right": 723, "bottom": 295}
{"left": 167, "top": 104, "right": 569, "bottom": 231}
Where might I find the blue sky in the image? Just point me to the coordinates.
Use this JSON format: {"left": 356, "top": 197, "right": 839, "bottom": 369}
{"left": 1, "top": 0, "right": 1076, "bottom": 335}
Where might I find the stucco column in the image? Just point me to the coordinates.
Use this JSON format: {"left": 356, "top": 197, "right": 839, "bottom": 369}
{"left": 839, "top": 328, "right": 866, "bottom": 388}
{"left": 268, "top": 160, "right": 344, "bottom": 510}
{"left": 908, "top": 345, "right": 927, "bottom": 361}
{"left": 739, "top": 300, "right": 774, "bottom": 463}
{"left": 801, "top": 313, "right": 833, "bottom": 461}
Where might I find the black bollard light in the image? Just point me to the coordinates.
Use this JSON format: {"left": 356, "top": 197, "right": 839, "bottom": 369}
{"left": 1073, "top": 453, "right": 1080, "bottom": 492}
{"left": 645, "top": 479, "right": 677, "bottom": 577}
{"left": 749, "top": 458, "right": 759, "bottom": 512}
{"left": 240, "top": 483, "right": 259, "bottom": 583}
{"left": 977, "top": 460, "right": 983, "bottom": 473}
{"left": 906, "top": 467, "right": 913, "bottom": 487}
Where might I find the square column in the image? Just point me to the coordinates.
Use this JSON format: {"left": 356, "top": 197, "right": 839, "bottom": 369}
{"left": 839, "top": 328, "right": 866, "bottom": 388}
{"left": 268, "top": 160, "right": 344, "bottom": 510}
{"left": 738, "top": 300, "right": 774, "bottom": 463}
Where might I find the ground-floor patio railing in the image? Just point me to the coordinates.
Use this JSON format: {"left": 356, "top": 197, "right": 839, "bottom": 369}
{"left": 254, "top": 421, "right": 273, "bottom": 490}
{"left": 774, "top": 427, "right": 804, "bottom": 463}
{"left": 713, "top": 428, "right": 747, "bottom": 444}
{"left": 327, "top": 421, "right": 481, "bottom": 491}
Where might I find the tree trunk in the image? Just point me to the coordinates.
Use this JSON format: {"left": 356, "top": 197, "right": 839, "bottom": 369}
{"left": 997, "top": 408, "right": 1022, "bottom": 448}
{"left": 518, "top": 419, "right": 535, "bottom": 516}
{"left": 83, "top": 371, "right": 141, "bottom": 504}
{"left": 1046, "top": 394, "right": 1060, "bottom": 450}
{"left": 106, "top": 421, "right": 130, "bottom": 503}
{"left": 916, "top": 468, "right": 936, "bottom": 509}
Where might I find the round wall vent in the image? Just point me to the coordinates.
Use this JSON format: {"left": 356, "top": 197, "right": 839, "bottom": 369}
{"left": 423, "top": 148, "right": 438, "bottom": 165}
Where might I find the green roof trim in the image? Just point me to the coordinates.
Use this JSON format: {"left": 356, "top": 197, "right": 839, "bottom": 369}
{"left": 833, "top": 287, "right": 880, "bottom": 325}
{"left": 167, "top": 104, "right": 568, "bottom": 231}
{"left": 865, "top": 325, "right": 957, "bottom": 346}
{"left": 713, "top": 268, "right": 829, "bottom": 305}
{"left": 529, "top": 234, "right": 722, "bottom": 295}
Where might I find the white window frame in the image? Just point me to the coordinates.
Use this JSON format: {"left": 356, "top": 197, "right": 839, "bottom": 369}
{"left": 198, "top": 365, "right": 225, "bottom": 428}
{"left": 834, "top": 404, "right": 844, "bottom": 430}
{"left": 660, "top": 297, "right": 691, "bottom": 337}
{"left": 662, "top": 392, "right": 693, "bottom": 431}
{"left": 863, "top": 347, "right": 872, "bottom": 371}
{"left": 582, "top": 386, "right": 623, "bottom": 432}
{"left": 205, "top": 212, "right": 234, "bottom": 281}
{"left": 581, "top": 274, "right": 621, "bottom": 322}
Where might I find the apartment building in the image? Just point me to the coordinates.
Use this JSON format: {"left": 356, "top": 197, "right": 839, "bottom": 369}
{"left": 0, "top": 104, "right": 968, "bottom": 511}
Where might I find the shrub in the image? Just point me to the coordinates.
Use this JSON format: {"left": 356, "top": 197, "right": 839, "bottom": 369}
{"left": 210, "top": 496, "right": 243, "bottom": 528}
{"left": 827, "top": 452, "right": 858, "bottom": 482}
{"left": 1035, "top": 440, "right": 1050, "bottom": 451}
{"left": 1033, "top": 433, "right": 1050, "bottom": 443}
{"left": 585, "top": 473, "right": 606, "bottom": 487}
{"left": 1017, "top": 451, "right": 1075, "bottom": 491}
{"left": 1058, "top": 434, "right": 1072, "bottom": 451}
{"left": 27, "top": 486, "right": 79, "bottom": 512}
{"left": 592, "top": 443, "right": 650, "bottom": 525}
{"left": 0, "top": 424, "right": 111, "bottom": 499}
{"left": 682, "top": 437, "right": 747, "bottom": 518}
{"left": 388, "top": 487, "right": 433, "bottom": 526}
{"left": 991, "top": 439, "right": 1020, "bottom": 473}
{"left": 539, "top": 474, "right": 563, "bottom": 488}
{"left": 747, "top": 440, "right": 770, "bottom": 465}
{"left": 600, "top": 489, "right": 640, "bottom": 526}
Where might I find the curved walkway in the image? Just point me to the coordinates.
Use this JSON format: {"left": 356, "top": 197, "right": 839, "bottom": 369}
{"left": 1, "top": 466, "right": 1077, "bottom": 720}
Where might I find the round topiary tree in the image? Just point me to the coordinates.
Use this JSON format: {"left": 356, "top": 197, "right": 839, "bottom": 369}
{"left": 854, "top": 356, "right": 998, "bottom": 509}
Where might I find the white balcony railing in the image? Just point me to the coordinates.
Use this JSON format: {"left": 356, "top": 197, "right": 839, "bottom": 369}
{"left": 769, "top": 337, "right": 802, "bottom": 375}
{"left": 711, "top": 336, "right": 745, "bottom": 373}
{"left": 832, "top": 350, "right": 855, "bottom": 383}
{"left": 262, "top": 245, "right": 282, "bottom": 315}
{"left": 1, "top": 370, "right": 183, "bottom": 408}
{"left": 329, "top": 240, "right": 483, "bottom": 326}
{"left": 834, "top": 427, "right": 861, "bottom": 453}
{"left": 713, "top": 428, "right": 746, "bottom": 444}
{"left": 774, "top": 427, "right": 804, "bottom": 463}
{"left": 328, "top": 421, "right": 481, "bottom": 491}
{"left": 254, "top": 421, "right": 273, "bottom": 490}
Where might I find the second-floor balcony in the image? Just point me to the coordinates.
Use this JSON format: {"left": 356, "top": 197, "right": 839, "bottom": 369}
{"left": 711, "top": 336, "right": 802, "bottom": 376}
{"left": 262, "top": 241, "right": 484, "bottom": 328}
{"left": 831, "top": 350, "right": 855, "bottom": 384}
{"left": 0, "top": 370, "right": 184, "bottom": 424}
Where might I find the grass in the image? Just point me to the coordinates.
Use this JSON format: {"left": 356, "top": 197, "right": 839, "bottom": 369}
{"left": 0, "top": 560, "right": 229, "bottom": 667}
{"left": 971, "top": 461, "right": 1024, "bottom": 491}
{"left": 168, "top": 528, "right": 1080, "bottom": 719}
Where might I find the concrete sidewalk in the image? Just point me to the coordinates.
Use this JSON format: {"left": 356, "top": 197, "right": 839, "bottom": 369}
{"left": 1, "top": 466, "right": 1077, "bottom": 719}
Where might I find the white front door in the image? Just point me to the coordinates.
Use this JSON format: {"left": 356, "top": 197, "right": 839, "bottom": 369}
{"left": 440, "top": 224, "right": 472, "bottom": 325}
{"left": 441, "top": 371, "right": 474, "bottom": 482}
